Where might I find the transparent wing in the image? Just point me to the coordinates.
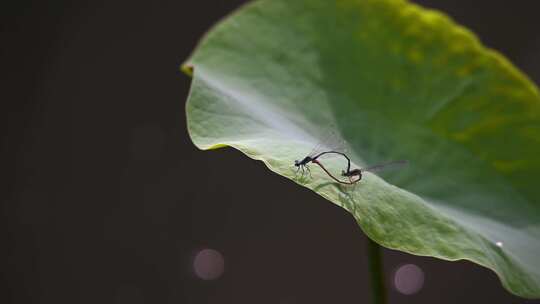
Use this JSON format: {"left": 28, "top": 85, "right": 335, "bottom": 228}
{"left": 361, "top": 160, "right": 409, "bottom": 173}
{"left": 308, "top": 128, "right": 348, "bottom": 158}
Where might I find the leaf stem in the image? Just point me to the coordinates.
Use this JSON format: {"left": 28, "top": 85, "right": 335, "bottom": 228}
{"left": 367, "top": 237, "right": 386, "bottom": 304}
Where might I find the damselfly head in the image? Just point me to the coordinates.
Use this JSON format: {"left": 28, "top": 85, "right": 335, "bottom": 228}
{"left": 342, "top": 168, "right": 361, "bottom": 177}
{"left": 294, "top": 160, "right": 300, "bottom": 166}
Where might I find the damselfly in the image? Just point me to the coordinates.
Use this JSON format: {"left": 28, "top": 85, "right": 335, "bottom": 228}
{"left": 311, "top": 158, "right": 356, "bottom": 185}
{"left": 294, "top": 129, "right": 351, "bottom": 178}
{"left": 294, "top": 151, "right": 351, "bottom": 176}
{"left": 341, "top": 160, "right": 409, "bottom": 183}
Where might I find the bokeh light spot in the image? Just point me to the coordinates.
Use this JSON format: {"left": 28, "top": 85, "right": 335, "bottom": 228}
{"left": 193, "top": 248, "right": 225, "bottom": 280}
{"left": 393, "top": 263, "right": 425, "bottom": 295}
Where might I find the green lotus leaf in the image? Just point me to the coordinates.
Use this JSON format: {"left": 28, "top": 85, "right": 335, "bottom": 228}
{"left": 182, "top": 0, "right": 540, "bottom": 298}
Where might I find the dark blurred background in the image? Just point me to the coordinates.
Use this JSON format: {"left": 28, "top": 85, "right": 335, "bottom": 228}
{"left": 2, "top": 1, "right": 540, "bottom": 303}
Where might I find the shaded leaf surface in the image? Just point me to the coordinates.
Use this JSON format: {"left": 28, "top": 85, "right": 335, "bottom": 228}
{"left": 183, "top": 0, "right": 540, "bottom": 298}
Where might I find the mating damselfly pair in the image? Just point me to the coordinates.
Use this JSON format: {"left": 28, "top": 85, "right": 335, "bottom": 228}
{"left": 293, "top": 131, "right": 407, "bottom": 184}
